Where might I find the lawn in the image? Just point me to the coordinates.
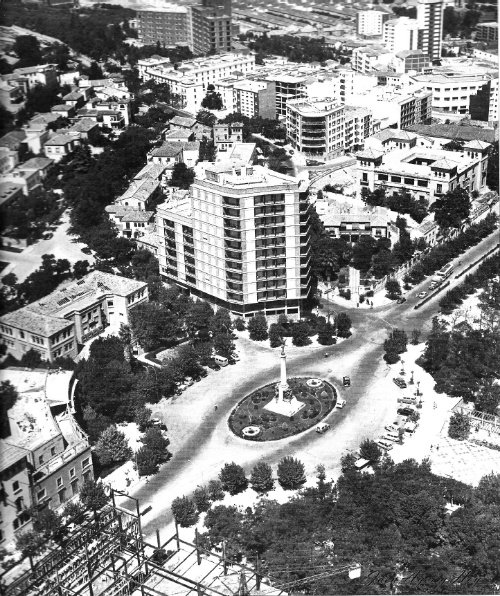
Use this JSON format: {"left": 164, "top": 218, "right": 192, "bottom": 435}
{"left": 229, "top": 377, "right": 337, "bottom": 441}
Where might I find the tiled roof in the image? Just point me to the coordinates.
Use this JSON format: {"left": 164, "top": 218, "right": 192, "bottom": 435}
{"left": 406, "top": 124, "right": 498, "bottom": 144}
{"left": 150, "top": 143, "right": 184, "bottom": 158}
{"left": 464, "top": 140, "right": 491, "bottom": 150}
{"left": 373, "top": 128, "right": 416, "bottom": 143}
{"left": 51, "top": 104, "right": 73, "bottom": 112}
{"left": 118, "top": 177, "right": 160, "bottom": 204}
{"left": 0, "top": 130, "right": 27, "bottom": 150}
{"left": 63, "top": 91, "right": 84, "bottom": 101}
{"left": 121, "top": 211, "right": 154, "bottom": 222}
{"left": 18, "top": 157, "right": 54, "bottom": 170}
{"left": 134, "top": 163, "right": 166, "bottom": 180}
{"left": 44, "top": 134, "right": 74, "bottom": 146}
{"left": 170, "top": 115, "right": 196, "bottom": 128}
{"left": 431, "top": 159, "right": 458, "bottom": 170}
{"left": 68, "top": 118, "right": 99, "bottom": 133}
{"left": 0, "top": 441, "right": 29, "bottom": 472}
{"left": 164, "top": 129, "right": 193, "bottom": 140}
{"left": 0, "top": 310, "right": 73, "bottom": 336}
{"left": 356, "top": 148, "right": 384, "bottom": 159}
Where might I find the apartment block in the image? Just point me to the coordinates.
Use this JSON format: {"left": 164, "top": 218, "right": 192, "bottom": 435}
{"left": 383, "top": 17, "right": 419, "bottom": 53}
{"left": 392, "top": 50, "right": 430, "bottom": 73}
{"left": 475, "top": 22, "right": 498, "bottom": 42}
{"left": 356, "top": 10, "right": 390, "bottom": 37}
{"left": 352, "top": 46, "right": 394, "bottom": 74}
{"left": 356, "top": 141, "right": 491, "bottom": 203}
{"left": 416, "top": 0, "right": 444, "bottom": 61}
{"left": 156, "top": 163, "right": 312, "bottom": 319}
{"left": 344, "top": 106, "right": 374, "bottom": 153}
{"left": 137, "top": 6, "right": 190, "bottom": 46}
{"left": 0, "top": 368, "right": 93, "bottom": 547}
{"left": 190, "top": 0, "right": 232, "bottom": 55}
{"left": 469, "top": 76, "right": 499, "bottom": 124}
{"left": 0, "top": 272, "right": 148, "bottom": 362}
{"left": 411, "top": 71, "right": 495, "bottom": 114}
{"left": 233, "top": 80, "right": 276, "bottom": 119}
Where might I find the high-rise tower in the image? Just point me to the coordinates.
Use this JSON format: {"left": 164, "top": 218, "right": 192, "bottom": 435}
{"left": 416, "top": 0, "right": 444, "bottom": 62}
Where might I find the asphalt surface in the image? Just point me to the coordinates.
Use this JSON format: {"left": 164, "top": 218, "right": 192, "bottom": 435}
{"left": 123, "top": 230, "right": 498, "bottom": 537}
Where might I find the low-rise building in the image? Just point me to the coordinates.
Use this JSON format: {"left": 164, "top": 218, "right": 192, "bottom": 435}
{"left": 50, "top": 104, "right": 76, "bottom": 119}
{"left": 321, "top": 204, "right": 399, "bottom": 245}
{"left": 16, "top": 157, "right": 54, "bottom": 181}
{"left": 115, "top": 176, "right": 161, "bottom": 210}
{"left": 43, "top": 134, "right": 80, "bottom": 162}
{"left": 356, "top": 141, "right": 491, "bottom": 203}
{"left": 365, "top": 128, "right": 419, "bottom": 152}
{"left": 0, "top": 80, "right": 24, "bottom": 113}
{"left": 469, "top": 75, "right": 499, "bottom": 125}
{"left": 0, "top": 272, "right": 148, "bottom": 362}
{"left": 105, "top": 205, "right": 155, "bottom": 239}
{"left": 0, "top": 367, "right": 93, "bottom": 547}
{"left": 213, "top": 122, "right": 244, "bottom": 154}
{"left": 0, "top": 146, "right": 19, "bottom": 174}
{"left": 0, "top": 180, "right": 24, "bottom": 207}
{"left": 65, "top": 118, "right": 101, "bottom": 143}
{"left": 391, "top": 49, "right": 430, "bottom": 73}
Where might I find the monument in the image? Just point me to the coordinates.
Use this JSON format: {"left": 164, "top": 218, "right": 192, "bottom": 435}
{"left": 264, "top": 340, "right": 305, "bottom": 417}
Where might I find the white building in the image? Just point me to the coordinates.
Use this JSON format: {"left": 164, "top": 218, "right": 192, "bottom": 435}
{"left": 156, "top": 163, "right": 312, "bottom": 319}
{"left": 383, "top": 18, "right": 419, "bottom": 53}
{"left": 351, "top": 46, "right": 394, "bottom": 74}
{"left": 356, "top": 10, "right": 389, "bottom": 37}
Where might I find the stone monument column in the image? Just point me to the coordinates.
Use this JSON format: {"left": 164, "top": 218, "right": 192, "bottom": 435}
{"left": 278, "top": 341, "right": 290, "bottom": 402}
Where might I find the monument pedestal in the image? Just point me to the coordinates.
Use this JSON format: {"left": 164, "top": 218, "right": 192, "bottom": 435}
{"left": 263, "top": 343, "right": 305, "bottom": 417}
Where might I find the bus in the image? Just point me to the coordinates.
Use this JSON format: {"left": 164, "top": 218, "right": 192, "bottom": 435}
{"left": 435, "top": 264, "right": 454, "bottom": 280}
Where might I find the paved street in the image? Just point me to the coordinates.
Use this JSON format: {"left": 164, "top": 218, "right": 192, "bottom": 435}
{"left": 0, "top": 211, "right": 94, "bottom": 282}
{"left": 119, "top": 230, "right": 499, "bottom": 537}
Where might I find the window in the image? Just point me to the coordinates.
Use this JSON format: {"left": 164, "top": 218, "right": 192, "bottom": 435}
{"left": 57, "top": 477, "right": 63, "bottom": 488}
{"left": 51, "top": 447, "right": 56, "bottom": 457}
{"left": 59, "top": 488, "right": 67, "bottom": 505}
{"left": 70, "top": 467, "right": 76, "bottom": 478}
{"left": 38, "top": 455, "right": 44, "bottom": 465}
{"left": 37, "top": 488, "right": 46, "bottom": 502}
{"left": 82, "top": 458, "right": 90, "bottom": 469}
{"left": 437, "top": 184, "right": 442, "bottom": 194}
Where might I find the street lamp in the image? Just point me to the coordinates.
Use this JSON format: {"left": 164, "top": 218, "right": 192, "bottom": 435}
{"left": 400, "top": 359, "right": 405, "bottom": 376}
{"left": 416, "top": 381, "right": 421, "bottom": 396}
{"left": 409, "top": 370, "right": 414, "bottom": 385}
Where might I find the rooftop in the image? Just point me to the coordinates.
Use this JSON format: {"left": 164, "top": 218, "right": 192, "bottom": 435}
{"left": 0, "top": 441, "right": 29, "bottom": 472}
{"left": 170, "top": 115, "right": 197, "bottom": 128}
{"left": 0, "top": 130, "right": 27, "bottom": 150}
{"left": 164, "top": 128, "right": 193, "bottom": 140}
{"left": 372, "top": 128, "right": 417, "bottom": 143}
{"left": 44, "top": 134, "right": 75, "bottom": 146}
{"left": 17, "top": 157, "right": 54, "bottom": 170}
{"left": 68, "top": 118, "right": 99, "bottom": 133}
{"left": 405, "top": 124, "right": 498, "bottom": 143}
{"left": 150, "top": 142, "right": 185, "bottom": 158}
{"left": 287, "top": 97, "right": 342, "bottom": 114}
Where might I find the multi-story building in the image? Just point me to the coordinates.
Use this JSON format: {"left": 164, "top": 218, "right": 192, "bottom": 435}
{"left": 136, "top": 6, "right": 190, "bottom": 47}
{"left": 105, "top": 206, "right": 155, "bottom": 239}
{"left": 140, "top": 54, "right": 255, "bottom": 113}
{"left": 3, "top": 65, "right": 58, "bottom": 93}
{"left": 213, "top": 122, "right": 243, "bottom": 153}
{"left": 286, "top": 98, "right": 346, "bottom": 159}
{"left": 156, "top": 163, "right": 312, "bottom": 319}
{"left": 344, "top": 86, "right": 432, "bottom": 129}
{"left": 383, "top": 17, "right": 419, "bottom": 53}
{"left": 351, "top": 46, "right": 394, "bottom": 74}
{"left": 356, "top": 9, "right": 390, "bottom": 37}
{"left": 0, "top": 367, "right": 93, "bottom": 547}
{"left": 475, "top": 22, "right": 498, "bottom": 42}
{"left": 411, "top": 71, "right": 495, "bottom": 114}
{"left": 190, "top": 0, "right": 232, "bottom": 55}
{"left": 0, "top": 272, "right": 148, "bottom": 362}
{"left": 232, "top": 80, "right": 276, "bottom": 119}
{"left": 469, "top": 75, "right": 499, "bottom": 124}
{"left": 356, "top": 141, "right": 491, "bottom": 203}
{"left": 392, "top": 49, "right": 430, "bottom": 73}
{"left": 344, "top": 106, "right": 374, "bottom": 153}
{"left": 416, "top": 0, "right": 444, "bottom": 61}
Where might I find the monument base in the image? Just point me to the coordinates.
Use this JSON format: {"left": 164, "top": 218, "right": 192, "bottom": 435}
{"left": 264, "top": 397, "right": 305, "bottom": 418}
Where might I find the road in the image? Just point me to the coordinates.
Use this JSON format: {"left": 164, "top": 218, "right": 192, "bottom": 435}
{"left": 0, "top": 211, "right": 94, "bottom": 283}
{"left": 123, "top": 231, "right": 498, "bottom": 537}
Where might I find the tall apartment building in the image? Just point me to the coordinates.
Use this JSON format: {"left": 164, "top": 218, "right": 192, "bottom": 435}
{"left": 233, "top": 80, "right": 276, "bottom": 119}
{"left": 156, "top": 164, "right": 312, "bottom": 319}
{"left": 190, "top": 0, "right": 232, "bottom": 55}
{"left": 0, "top": 367, "right": 93, "bottom": 547}
{"left": 356, "top": 9, "right": 390, "bottom": 37}
{"left": 416, "top": 0, "right": 444, "bottom": 61}
{"left": 475, "top": 22, "right": 498, "bottom": 42}
{"left": 383, "top": 17, "right": 419, "bottom": 53}
{"left": 136, "top": 6, "right": 190, "bottom": 47}
{"left": 286, "top": 98, "right": 346, "bottom": 159}
{"left": 469, "top": 76, "right": 499, "bottom": 124}
{"left": 351, "top": 46, "right": 394, "bottom": 74}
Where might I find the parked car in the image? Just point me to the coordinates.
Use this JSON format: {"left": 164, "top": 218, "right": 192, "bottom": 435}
{"left": 227, "top": 357, "right": 237, "bottom": 365}
{"left": 396, "top": 296, "right": 406, "bottom": 304}
{"left": 398, "top": 406, "right": 416, "bottom": 416}
{"left": 82, "top": 247, "right": 92, "bottom": 255}
{"left": 343, "top": 376, "right": 351, "bottom": 387}
{"left": 206, "top": 360, "right": 221, "bottom": 371}
{"left": 385, "top": 424, "right": 398, "bottom": 433}
{"left": 150, "top": 418, "right": 167, "bottom": 431}
{"left": 231, "top": 352, "right": 240, "bottom": 361}
{"left": 336, "top": 398, "right": 347, "bottom": 409}
{"left": 393, "top": 377, "right": 407, "bottom": 389}
{"left": 184, "top": 377, "right": 194, "bottom": 387}
{"left": 315, "top": 422, "right": 330, "bottom": 433}
{"left": 418, "top": 291, "right": 428, "bottom": 299}
{"left": 376, "top": 439, "right": 394, "bottom": 451}
{"left": 199, "top": 368, "right": 208, "bottom": 378}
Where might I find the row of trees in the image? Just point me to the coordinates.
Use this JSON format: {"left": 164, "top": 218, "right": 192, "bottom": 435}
{"left": 361, "top": 186, "right": 429, "bottom": 224}
{"left": 247, "top": 34, "right": 349, "bottom": 65}
{"left": 194, "top": 458, "right": 500, "bottom": 593}
{"left": 171, "top": 457, "right": 307, "bottom": 527}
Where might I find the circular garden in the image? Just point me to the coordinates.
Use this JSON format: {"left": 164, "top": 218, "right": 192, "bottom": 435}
{"left": 229, "top": 377, "right": 337, "bottom": 441}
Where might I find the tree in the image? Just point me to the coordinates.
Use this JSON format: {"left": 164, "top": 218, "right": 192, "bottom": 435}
{"left": 486, "top": 142, "right": 498, "bottom": 192}
{"left": 136, "top": 446, "right": 159, "bottom": 477}
{"left": 317, "top": 320, "right": 335, "bottom": 345}
{"left": 359, "top": 439, "right": 382, "bottom": 462}
{"left": 277, "top": 456, "right": 306, "bottom": 489}
{"left": 142, "top": 427, "right": 171, "bottom": 464}
{"left": 196, "top": 109, "right": 217, "bottom": 128}
{"left": 199, "top": 138, "right": 216, "bottom": 162}
{"left": 269, "top": 323, "right": 284, "bottom": 348}
{"left": 79, "top": 480, "right": 109, "bottom": 515}
{"left": 172, "top": 495, "right": 199, "bottom": 527}
{"left": 219, "top": 462, "right": 248, "bottom": 495}
{"left": 290, "top": 321, "right": 311, "bottom": 347}
{"left": 247, "top": 314, "right": 268, "bottom": 341}
{"left": 13, "top": 35, "right": 42, "bottom": 68}
{"left": 95, "top": 426, "right": 133, "bottom": 466}
{"left": 73, "top": 260, "right": 90, "bottom": 279}
{"left": 250, "top": 462, "right": 274, "bottom": 493}
{"left": 169, "top": 162, "right": 195, "bottom": 189}
{"left": 0, "top": 381, "right": 18, "bottom": 439}
{"left": 475, "top": 383, "right": 500, "bottom": 415}
{"left": 384, "top": 329, "right": 408, "bottom": 354}
{"left": 193, "top": 485, "right": 212, "bottom": 512}
{"left": 201, "top": 89, "right": 223, "bottom": 110}
{"left": 385, "top": 279, "right": 402, "bottom": 300}
{"left": 335, "top": 313, "right": 352, "bottom": 338}
{"left": 62, "top": 501, "right": 85, "bottom": 522}
{"left": 476, "top": 473, "right": 500, "bottom": 506}
{"left": 448, "top": 411, "right": 470, "bottom": 441}
{"left": 340, "top": 452, "right": 358, "bottom": 473}
{"left": 234, "top": 317, "right": 246, "bottom": 331}
{"left": 208, "top": 479, "right": 225, "bottom": 501}
{"left": 431, "top": 187, "right": 471, "bottom": 229}
{"left": 212, "top": 332, "right": 234, "bottom": 358}
{"left": 134, "top": 406, "right": 152, "bottom": 432}
{"left": 411, "top": 329, "right": 421, "bottom": 345}
{"left": 129, "top": 303, "right": 179, "bottom": 351}
{"left": 15, "top": 530, "right": 45, "bottom": 559}
{"left": 32, "top": 508, "right": 62, "bottom": 539}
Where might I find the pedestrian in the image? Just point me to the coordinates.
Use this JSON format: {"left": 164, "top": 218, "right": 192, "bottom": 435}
{"left": 214, "top": 404, "right": 218, "bottom": 411}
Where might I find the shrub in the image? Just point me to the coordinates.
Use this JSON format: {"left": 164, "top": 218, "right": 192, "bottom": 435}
{"left": 136, "top": 446, "right": 159, "bottom": 476}
{"left": 359, "top": 439, "right": 382, "bottom": 462}
{"left": 95, "top": 425, "right": 133, "bottom": 467}
{"left": 277, "top": 456, "right": 306, "bottom": 489}
{"left": 234, "top": 317, "right": 246, "bottom": 331}
{"left": 219, "top": 462, "right": 248, "bottom": 495}
{"left": 250, "top": 462, "right": 274, "bottom": 493}
{"left": 448, "top": 412, "right": 470, "bottom": 441}
{"left": 247, "top": 314, "right": 268, "bottom": 341}
{"left": 171, "top": 496, "right": 199, "bottom": 527}
{"left": 193, "top": 485, "right": 211, "bottom": 512}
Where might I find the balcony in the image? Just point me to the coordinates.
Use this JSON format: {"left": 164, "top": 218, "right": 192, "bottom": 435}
{"left": 184, "top": 245, "right": 194, "bottom": 255}
{"left": 225, "top": 249, "right": 242, "bottom": 260}
{"left": 227, "top": 292, "right": 244, "bottom": 303}
{"left": 255, "top": 215, "right": 286, "bottom": 227}
{"left": 254, "top": 194, "right": 285, "bottom": 206}
{"left": 226, "top": 259, "right": 242, "bottom": 271}
{"left": 227, "top": 270, "right": 243, "bottom": 281}
{"left": 255, "top": 227, "right": 285, "bottom": 238}
{"left": 257, "top": 258, "right": 286, "bottom": 270}
{"left": 256, "top": 238, "right": 285, "bottom": 249}
{"left": 225, "top": 239, "right": 242, "bottom": 250}
{"left": 224, "top": 229, "right": 242, "bottom": 241}
{"left": 257, "top": 280, "right": 286, "bottom": 290}
{"left": 224, "top": 219, "right": 241, "bottom": 230}
{"left": 223, "top": 207, "right": 240, "bottom": 219}
{"left": 185, "top": 255, "right": 195, "bottom": 265}
{"left": 257, "top": 269, "right": 286, "bottom": 280}
{"left": 256, "top": 247, "right": 286, "bottom": 259}
{"left": 255, "top": 206, "right": 285, "bottom": 217}
{"left": 257, "top": 290, "right": 287, "bottom": 301}
{"left": 226, "top": 281, "right": 243, "bottom": 292}
{"left": 223, "top": 197, "right": 240, "bottom": 208}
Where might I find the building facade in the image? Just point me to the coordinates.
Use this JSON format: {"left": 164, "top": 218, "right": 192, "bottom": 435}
{"left": 475, "top": 22, "right": 498, "bottom": 42}
{"left": 156, "top": 164, "right": 312, "bottom": 319}
{"left": 383, "top": 17, "right": 419, "bottom": 53}
{"left": 392, "top": 50, "right": 430, "bottom": 73}
{"left": 469, "top": 76, "right": 499, "bottom": 124}
{"left": 356, "top": 141, "right": 490, "bottom": 203}
{"left": 190, "top": 0, "right": 232, "bottom": 55}
{"left": 416, "top": 0, "right": 444, "bottom": 61}
{"left": 136, "top": 6, "right": 190, "bottom": 46}
{"left": 356, "top": 10, "right": 389, "bottom": 37}
{"left": 0, "top": 272, "right": 148, "bottom": 362}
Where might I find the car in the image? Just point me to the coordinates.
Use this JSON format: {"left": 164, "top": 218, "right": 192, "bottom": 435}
{"left": 231, "top": 352, "right": 240, "bottom": 361}
{"left": 42, "top": 232, "right": 53, "bottom": 240}
{"left": 199, "top": 368, "right": 208, "bottom": 378}
{"left": 184, "top": 377, "right": 194, "bottom": 387}
{"left": 398, "top": 406, "right": 416, "bottom": 417}
{"left": 174, "top": 389, "right": 182, "bottom": 396}
{"left": 385, "top": 424, "right": 398, "bottom": 433}
{"left": 150, "top": 418, "right": 167, "bottom": 431}
{"left": 418, "top": 291, "right": 428, "bottom": 299}
{"left": 206, "top": 360, "right": 221, "bottom": 371}
{"left": 393, "top": 377, "right": 407, "bottom": 389}
{"left": 336, "top": 398, "right": 347, "bottom": 409}
{"left": 396, "top": 296, "right": 406, "bottom": 304}
{"left": 343, "top": 376, "right": 351, "bottom": 387}
{"left": 376, "top": 439, "right": 393, "bottom": 451}
{"left": 315, "top": 422, "right": 330, "bottom": 433}
{"left": 227, "top": 357, "right": 237, "bottom": 365}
